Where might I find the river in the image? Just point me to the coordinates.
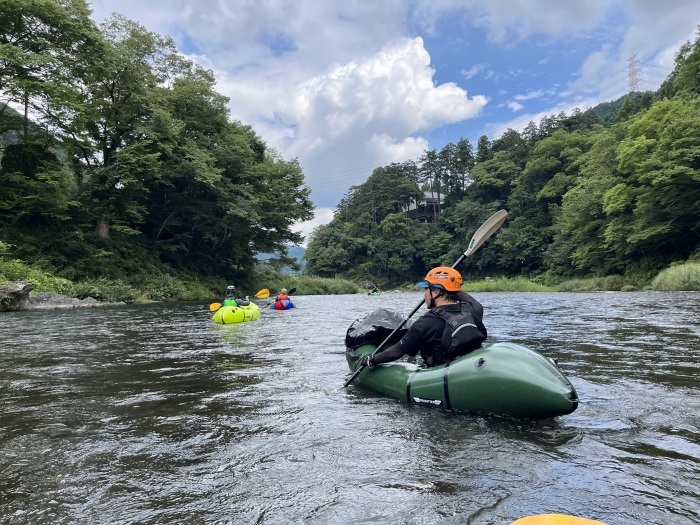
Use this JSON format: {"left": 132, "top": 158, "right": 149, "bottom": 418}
{"left": 1, "top": 291, "right": 698, "bottom": 524}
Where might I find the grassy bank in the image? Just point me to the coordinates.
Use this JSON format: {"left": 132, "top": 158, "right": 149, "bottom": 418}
{"left": 4, "top": 256, "right": 698, "bottom": 302}
{"left": 463, "top": 278, "right": 555, "bottom": 292}
{"left": 0, "top": 256, "right": 362, "bottom": 303}
{"left": 650, "top": 262, "right": 700, "bottom": 291}
{"left": 0, "top": 257, "right": 217, "bottom": 302}
{"left": 464, "top": 275, "right": 646, "bottom": 292}
{"left": 556, "top": 275, "right": 638, "bottom": 292}
{"left": 252, "top": 270, "right": 363, "bottom": 296}
{"left": 464, "top": 263, "right": 700, "bottom": 292}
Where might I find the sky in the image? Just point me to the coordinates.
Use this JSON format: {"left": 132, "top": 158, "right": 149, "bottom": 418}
{"left": 89, "top": 0, "right": 700, "bottom": 242}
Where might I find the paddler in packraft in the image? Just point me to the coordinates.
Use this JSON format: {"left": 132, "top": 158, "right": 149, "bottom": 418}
{"left": 357, "top": 267, "right": 487, "bottom": 369}
{"left": 223, "top": 285, "right": 250, "bottom": 307}
{"left": 275, "top": 288, "right": 290, "bottom": 302}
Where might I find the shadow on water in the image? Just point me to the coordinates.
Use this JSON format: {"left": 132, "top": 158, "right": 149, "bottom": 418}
{"left": 0, "top": 293, "right": 698, "bottom": 524}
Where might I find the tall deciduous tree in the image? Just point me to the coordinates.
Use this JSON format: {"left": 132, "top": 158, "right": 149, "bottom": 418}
{"left": 61, "top": 14, "right": 176, "bottom": 238}
{"left": 0, "top": 0, "right": 99, "bottom": 137}
{"left": 548, "top": 130, "right": 624, "bottom": 275}
{"left": 0, "top": 142, "right": 76, "bottom": 226}
{"left": 613, "top": 98, "right": 700, "bottom": 273}
{"left": 501, "top": 129, "right": 590, "bottom": 275}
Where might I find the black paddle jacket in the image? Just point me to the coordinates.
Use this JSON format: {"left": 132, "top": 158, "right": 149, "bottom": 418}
{"left": 370, "top": 292, "right": 486, "bottom": 368}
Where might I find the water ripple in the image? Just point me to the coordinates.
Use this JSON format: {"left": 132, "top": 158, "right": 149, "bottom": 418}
{"left": 0, "top": 294, "right": 698, "bottom": 524}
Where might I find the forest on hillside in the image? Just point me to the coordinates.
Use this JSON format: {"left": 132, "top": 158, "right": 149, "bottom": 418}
{"left": 1, "top": 1, "right": 699, "bottom": 297}
{"left": 0, "top": 0, "right": 313, "bottom": 296}
{"left": 302, "top": 28, "right": 700, "bottom": 288}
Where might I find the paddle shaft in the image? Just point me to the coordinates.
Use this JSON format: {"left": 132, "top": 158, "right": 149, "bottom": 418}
{"left": 343, "top": 209, "right": 507, "bottom": 388}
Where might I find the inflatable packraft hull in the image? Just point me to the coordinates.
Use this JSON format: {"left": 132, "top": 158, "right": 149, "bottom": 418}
{"left": 212, "top": 303, "right": 261, "bottom": 324}
{"left": 270, "top": 300, "right": 294, "bottom": 310}
{"left": 346, "top": 343, "right": 578, "bottom": 419}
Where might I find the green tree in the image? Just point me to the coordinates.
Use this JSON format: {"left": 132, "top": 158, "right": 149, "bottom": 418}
{"left": 303, "top": 162, "right": 422, "bottom": 284}
{"left": 0, "top": 0, "right": 99, "bottom": 137}
{"left": 547, "top": 130, "right": 624, "bottom": 275}
{"left": 502, "top": 129, "right": 591, "bottom": 275}
{"left": 475, "top": 135, "right": 491, "bottom": 162}
{"left": 0, "top": 142, "right": 76, "bottom": 226}
{"left": 617, "top": 97, "right": 636, "bottom": 121}
{"left": 303, "top": 222, "right": 355, "bottom": 278}
{"left": 365, "top": 212, "right": 426, "bottom": 283}
{"left": 656, "top": 26, "right": 700, "bottom": 100}
{"left": 469, "top": 151, "right": 519, "bottom": 205}
{"left": 490, "top": 128, "right": 528, "bottom": 162}
{"left": 438, "top": 142, "right": 457, "bottom": 196}
{"left": 612, "top": 98, "right": 700, "bottom": 274}
{"left": 419, "top": 149, "right": 441, "bottom": 220}
{"left": 56, "top": 14, "right": 177, "bottom": 238}
{"left": 452, "top": 137, "right": 475, "bottom": 194}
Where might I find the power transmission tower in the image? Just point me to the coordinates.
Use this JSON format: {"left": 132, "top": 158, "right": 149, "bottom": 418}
{"left": 627, "top": 54, "right": 642, "bottom": 92}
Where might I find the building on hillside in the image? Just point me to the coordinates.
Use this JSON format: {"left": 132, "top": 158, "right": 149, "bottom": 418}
{"left": 404, "top": 191, "right": 443, "bottom": 223}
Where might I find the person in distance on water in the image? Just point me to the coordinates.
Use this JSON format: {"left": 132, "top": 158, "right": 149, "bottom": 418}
{"left": 358, "top": 267, "right": 487, "bottom": 368}
{"left": 223, "top": 285, "right": 250, "bottom": 307}
{"left": 276, "top": 288, "right": 290, "bottom": 301}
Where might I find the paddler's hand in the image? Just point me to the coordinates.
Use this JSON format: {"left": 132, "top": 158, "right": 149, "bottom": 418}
{"left": 358, "top": 354, "right": 374, "bottom": 368}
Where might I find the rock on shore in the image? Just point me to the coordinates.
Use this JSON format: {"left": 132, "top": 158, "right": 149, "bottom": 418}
{"left": 0, "top": 281, "right": 125, "bottom": 311}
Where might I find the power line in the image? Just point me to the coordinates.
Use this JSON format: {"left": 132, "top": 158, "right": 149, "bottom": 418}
{"left": 639, "top": 62, "right": 673, "bottom": 71}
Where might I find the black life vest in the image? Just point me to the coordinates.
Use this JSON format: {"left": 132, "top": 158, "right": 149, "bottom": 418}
{"left": 432, "top": 302, "right": 487, "bottom": 362}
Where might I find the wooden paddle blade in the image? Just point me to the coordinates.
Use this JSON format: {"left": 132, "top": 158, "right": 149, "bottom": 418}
{"left": 255, "top": 289, "right": 270, "bottom": 299}
{"left": 511, "top": 514, "right": 606, "bottom": 525}
{"left": 209, "top": 302, "right": 222, "bottom": 311}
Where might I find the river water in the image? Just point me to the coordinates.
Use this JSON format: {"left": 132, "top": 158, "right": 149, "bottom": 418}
{"left": 1, "top": 291, "right": 698, "bottom": 525}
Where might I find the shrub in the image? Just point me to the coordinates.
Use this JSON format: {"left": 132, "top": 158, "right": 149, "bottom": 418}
{"left": 67, "top": 278, "right": 136, "bottom": 302}
{"left": 0, "top": 258, "right": 31, "bottom": 282}
{"left": 557, "top": 275, "right": 635, "bottom": 292}
{"left": 139, "top": 274, "right": 188, "bottom": 301}
{"left": 0, "top": 258, "right": 74, "bottom": 293}
{"left": 651, "top": 262, "right": 700, "bottom": 291}
{"left": 464, "top": 277, "right": 555, "bottom": 292}
{"left": 252, "top": 270, "right": 362, "bottom": 295}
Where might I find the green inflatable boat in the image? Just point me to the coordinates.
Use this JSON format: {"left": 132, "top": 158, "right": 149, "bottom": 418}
{"left": 346, "top": 343, "right": 578, "bottom": 419}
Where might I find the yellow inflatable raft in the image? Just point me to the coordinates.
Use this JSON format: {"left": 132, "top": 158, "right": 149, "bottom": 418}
{"left": 212, "top": 302, "right": 261, "bottom": 324}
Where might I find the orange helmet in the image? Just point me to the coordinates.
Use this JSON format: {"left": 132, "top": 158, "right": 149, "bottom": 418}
{"left": 417, "top": 266, "right": 463, "bottom": 292}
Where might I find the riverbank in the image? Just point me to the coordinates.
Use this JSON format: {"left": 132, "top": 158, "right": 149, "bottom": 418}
{"left": 25, "top": 291, "right": 126, "bottom": 310}
{"left": 461, "top": 263, "right": 700, "bottom": 293}
{"left": 2, "top": 262, "right": 698, "bottom": 311}
{"left": 0, "top": 257, "right": 362, "bottom": 305}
